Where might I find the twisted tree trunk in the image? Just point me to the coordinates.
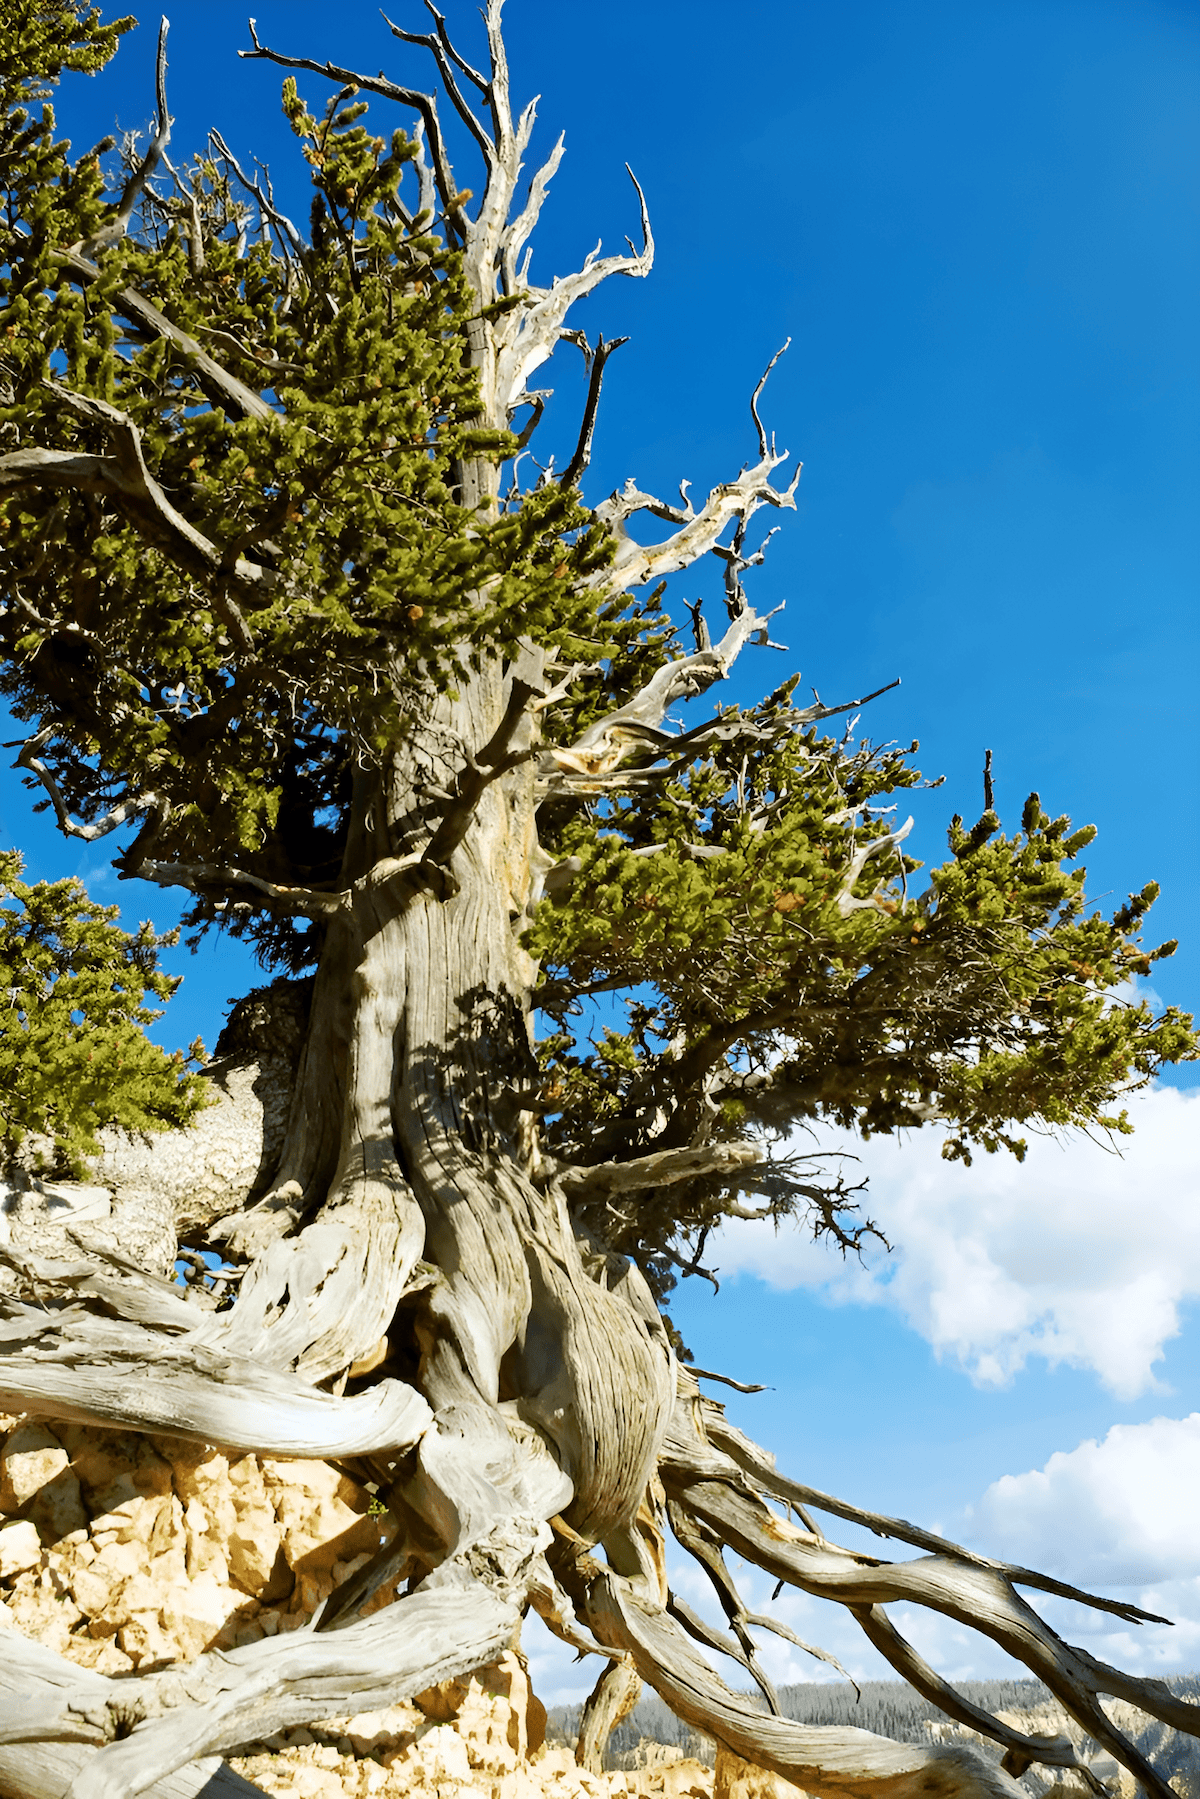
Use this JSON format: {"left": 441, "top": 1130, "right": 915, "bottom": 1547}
{"left": 3, "top": 707, "right": 1196, "bottom": 1799}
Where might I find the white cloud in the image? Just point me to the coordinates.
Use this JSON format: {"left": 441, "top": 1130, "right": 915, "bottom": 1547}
{"left": 970, "top": 1413, "right": 1200, "bottom": 1588}
{"left": 709, "top": 1085, "right": 1200, "bottom": 1398}
{"left": 961, "top": 1414, "right": 1200, "bottom": 1677}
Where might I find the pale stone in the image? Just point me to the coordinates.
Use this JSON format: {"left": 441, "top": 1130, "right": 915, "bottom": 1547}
{"left": 68, "top": 1558, "right": 121, "bottom": 1618}
{"left": 261, "top": 1458, "right": 377, "bottom": 1575}
{"left": 70, "top": 1430, "right": 174, "bottom": 1514}
{"left": 0, "top": 1422, "right": 67, "bottom": 1512}
{"left": 399, "top": 1720, "right": 474, "bottom": 1782}
{"left": 0, "top": 1519, "right": 41, "bottom": 1579}
{"left": 330, "top": 1701, "right": 423, "bottom": 1757}
{"left": 90, "top": 1495, "right": 159, "bottom": 1544}
{"left": 90, "top": 1537, "right": 144, "bottom": 1582}
{"left": 63, "top": 1635, "right": 135, "bottom": 1674}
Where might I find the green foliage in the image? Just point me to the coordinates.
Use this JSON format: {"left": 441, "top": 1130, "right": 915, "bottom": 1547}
{"left": 0, "top": 38, "right": 614, "bottom": 964}
{"left": 0, "top": 851, "right": 205, "bottom": 1171}
{"left": 531, "top": 698, "right": 1194, "bottom": 1288}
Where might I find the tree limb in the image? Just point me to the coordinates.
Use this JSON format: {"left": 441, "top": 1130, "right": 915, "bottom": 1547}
{"left": 74, "top": 18, "right": 173, "bottom": 260}
{"left": 50, "top": 250, "right": 277, "bottom": 424}
{"left": 587, "top": 1571, "right": 1028, "bottom": 1799}
{"left": 15, "top": 732, "right": 161, "bottom": 842}
{"left": 559, "top": 334, "right": 629, "bottom": 490}
{"left": 0, "top": 1295, "right": 433, "bottom": 1458}
{"left": 558, "top": 1142, "right": 762, "bottom": 1203}
{"left": 701, "top": 1405, "right": 1169, "bottom": 1628}
{"left": 1, "top": 385, "right": 274, "bottom": 630}
{"left": 239, "top": 24, "right": 458, "bottom": 222}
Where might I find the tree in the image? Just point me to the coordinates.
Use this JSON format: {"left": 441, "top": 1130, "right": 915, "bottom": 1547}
{"left": 0, "top": 851, "right": 203, "bottom": 1171}
{"left": 0, "top": 5, "right": 1196, "bottom": 1795}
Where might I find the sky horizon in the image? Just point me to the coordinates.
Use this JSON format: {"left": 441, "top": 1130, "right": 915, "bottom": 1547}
{"left": 3, "top": 0, "right": 1198, "bottom": 1710}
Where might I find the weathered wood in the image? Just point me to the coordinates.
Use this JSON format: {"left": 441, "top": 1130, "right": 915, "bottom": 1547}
{"left": 0, "top": 1301, "right": 431, "bottom": 1457}
{"left": 575, "top": 1657, "right": 642, "bottom": 1774}
{"left": 586, "top": 1572, "right": 1026, "bottom": 1799}
{"left": 0, "top": 1638, "right": 268, "bottom": 1799}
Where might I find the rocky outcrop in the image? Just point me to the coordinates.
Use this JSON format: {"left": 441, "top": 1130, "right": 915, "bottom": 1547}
{"left": 0, "top": 1410, "right": 390, "bottom": 1674}
{"left": 0, "top": 1408, "right": 714, "bottom": 1798}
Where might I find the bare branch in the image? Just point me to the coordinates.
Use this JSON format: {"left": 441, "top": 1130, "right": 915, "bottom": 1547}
{"left": 666, "top": 1589, "right": 780, "bottom": 1714}
{"left": 240, "top": 23, "right": 458, "bottom": 220}
{"left": 794, "top": 675, "right": 901, "bottom": 725}
{"left": 0, "top": 1577, "right": 519, "bottom": 1795}
{"left": 745, "top": 1612, "right": 859, "bottom": 1688}
{"left": 492, "top": 167, "right": 653, "bottom": 413}
{"left": 700, "top": 1406, "right": 1174, "bottom": 1629}
{"left": 588, "top": 1571, "right": 1030, "bottom": 1799}
{"left": 500, "top": 130, "right": 564, "bottom": 295}
{"left": 833, "top": 816, "right": 914, "bottom": 915}
{"left": 381, "top": 9, "right": 496, "bottom": 169}
{"left": 559, "top": 1142, "right": 762, "bottom": 1203}
{"left": 682, "top": 1365, "right": 768, "bottom": 1394}
{"left": 590, "top": 450, "right": 799, "bottom": 596}
{"left": 750, "top": 339, "right": 791, "bottom": 460}
{"left": 74, "top": 18, "right": 173, "bottom": 259}
{"left": 560, "top": 334, "right": 629, "bottom": 490}
{"left": 137, "top": 856, "right": 343, "bottom": 917}
{"left": 0, "top": 1294, "right": 432, "bottom": 1459}
{"left": 208, "top": 128, "right": 307, "bottom": 261}
{"left": 15, "top": 733, "right": 160, "bottom": 842}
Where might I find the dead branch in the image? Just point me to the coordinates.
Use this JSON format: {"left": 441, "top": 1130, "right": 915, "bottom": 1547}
{"left": 240, "top": 23, "right": 459, "bottom": 222}
{"left": 558, "top": 1142, "right": 762, "bottom": 1203}
{"left": 74, "top": 18, "right": 173, "bottom": 260}
{"left": 587, "top": 1570, "right": 1027, "bottom": 1799}
{"left": 702, "top": 1405, "right": 1169, "bottom": 1627}
{"left": 15, "top": 731, "right": 161, "bottom": 842}
{"left": 560, "top": 334, "right": 629, "bottom": 490}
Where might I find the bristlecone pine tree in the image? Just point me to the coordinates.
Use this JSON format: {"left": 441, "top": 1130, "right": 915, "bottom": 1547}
{"left": 0, "top": 6, "right": 1197, "bottom": 1797}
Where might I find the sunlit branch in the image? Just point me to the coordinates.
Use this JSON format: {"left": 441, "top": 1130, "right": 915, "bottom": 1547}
{"left": 74, "top": 18, "right": 172, "bottom": 259}
{"left": 15, "top": 734, "right": 159, "bottom": 843}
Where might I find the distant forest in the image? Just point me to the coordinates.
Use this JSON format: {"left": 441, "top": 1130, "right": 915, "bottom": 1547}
{"left": 549, "top": 1675, "right": 1200, "bottom": 1781}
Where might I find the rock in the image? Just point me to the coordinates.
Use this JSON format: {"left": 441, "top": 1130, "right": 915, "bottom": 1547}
{"left": 0, "top": 1520, "right": 41, "bottom": 1579}
{"left": 90, "top": 978, "right": 311, "bottom": 1238}
{"left": 0, "top": 1421, "right": 68, "bottom": 1512}
{"left": 713, "top": 1750, "right": 805, "bottom": 1799}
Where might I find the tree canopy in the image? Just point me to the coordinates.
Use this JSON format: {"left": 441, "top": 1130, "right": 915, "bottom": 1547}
{"left": 0, "top": 0, "right": 1191, "bottom": 1275}
{"left": 0, "top": 850, "right": 202, "bottom": 1169}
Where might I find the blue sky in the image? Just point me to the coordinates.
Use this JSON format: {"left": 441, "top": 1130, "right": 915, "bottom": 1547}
{"left": 6, "top": 0, "right": 1198, "bottom": 1703}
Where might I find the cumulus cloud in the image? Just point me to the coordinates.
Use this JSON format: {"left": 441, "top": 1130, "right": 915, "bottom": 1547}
{"left": 959, "top": 1414, "right": 1200, "bottom": 1677}
{"left": 970, "top": 1413, "right": 1200, "bottom": 1588}
{"left": 708, "top": 1085, "right": 1200, "bottom": 1398}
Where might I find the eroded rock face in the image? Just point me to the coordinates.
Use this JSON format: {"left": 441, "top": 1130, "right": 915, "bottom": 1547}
{"left": 0, "top": 1409, "right": 714, "bottom": 1798}
{"left": 230, "top": 1663, "right": 715, "bottom": 1799}
{"left": 0, "top": 1410, "right": 388, "bottom": 1671}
